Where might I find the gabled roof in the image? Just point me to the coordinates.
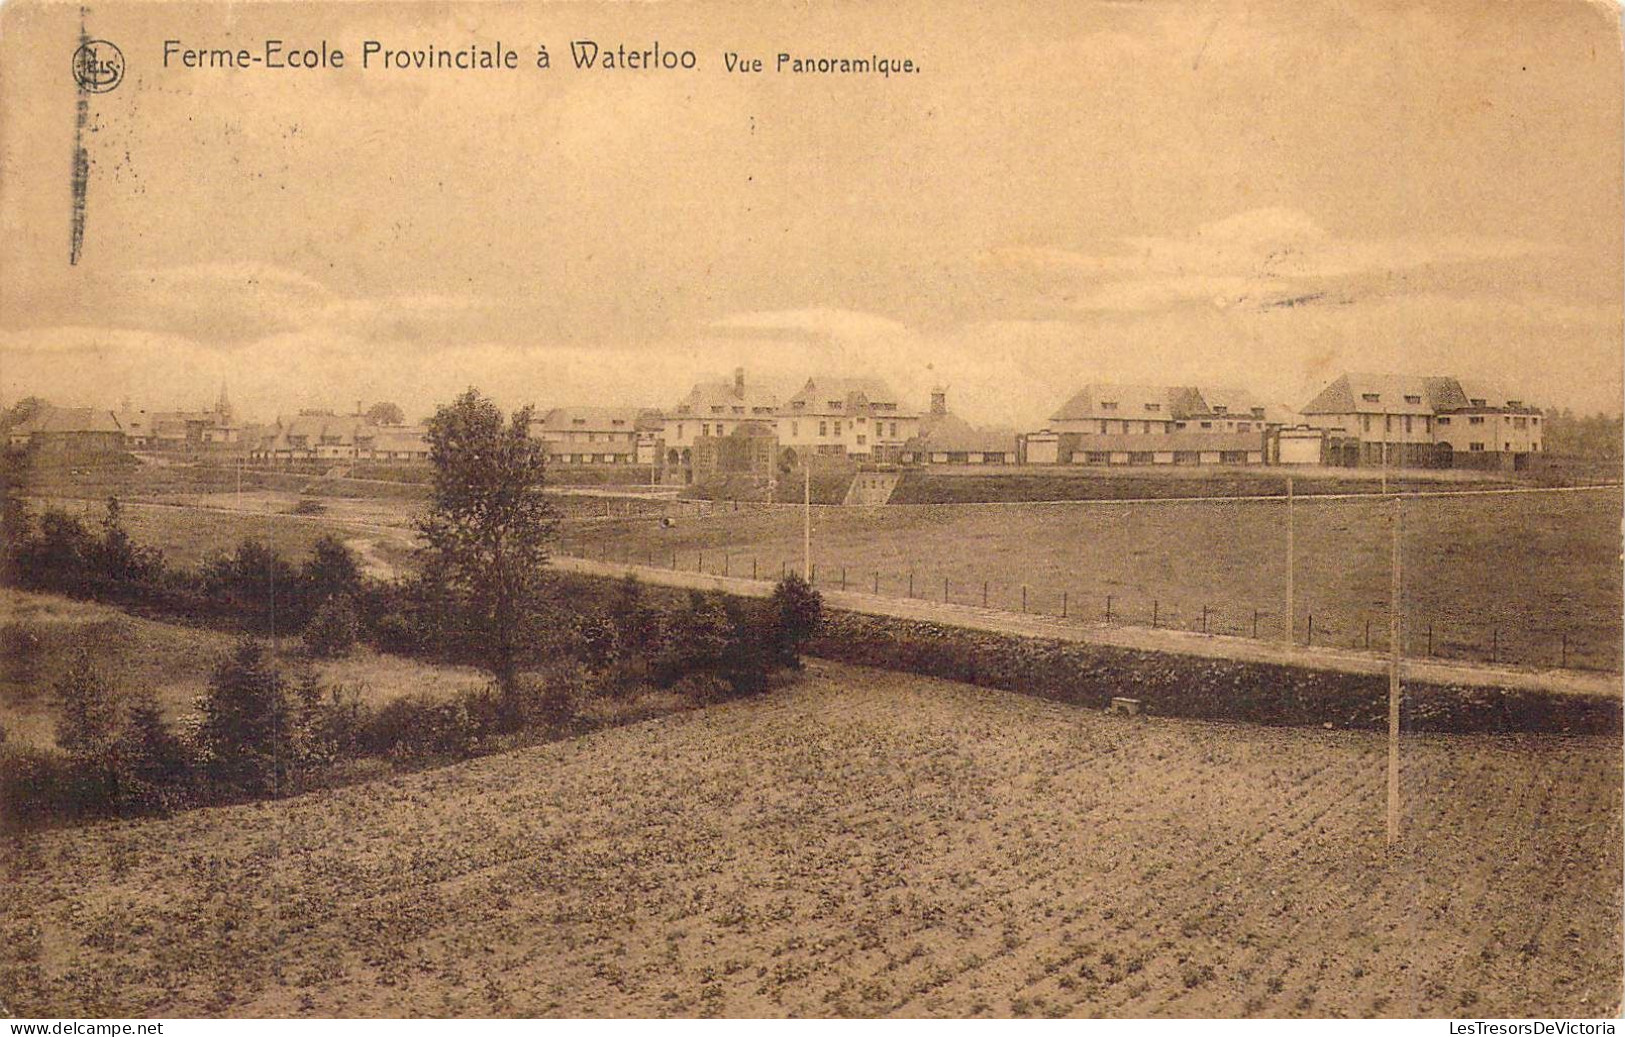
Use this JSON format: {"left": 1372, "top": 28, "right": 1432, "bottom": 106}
{"left": 1194, "top": 386, "right": 1268, "bottom": 417}
{"left": 265, "top": 414, "right": 375, "bottom": 449}
{"left": 671, "top": 378, "right": 779, "bottom": 417}
{"left": 533, "top": 407, "right": 662, "bottom": 433}
{"left": 1300, "top": 373, "right": 1454, "bottom": 416}
{"left": 783, "top": 377, "right": 912, "bottom": 415}
{"left": 905, "top": 412, "right": 1018, "bottom": 454}
{"left": 372, "top": 427, "right": 429, "bottom": 451}
{"left": 1453, "top": 379, "right": 1539, "bottom": 413}
{"left": 15, "top": 406, "right": 123, "bottom": 436}
{"left": 1050, "top": 385, "right": 1186, "bottom": 422}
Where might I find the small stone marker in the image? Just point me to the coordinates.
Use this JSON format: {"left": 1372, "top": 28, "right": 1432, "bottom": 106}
{"left": 1109, "top": 696, "right": 1142, "bottom": 717}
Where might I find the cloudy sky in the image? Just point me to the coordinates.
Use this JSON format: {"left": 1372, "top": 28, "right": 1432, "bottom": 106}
{"left": 1, "top": 0, "right": 1620, "bottom": 426}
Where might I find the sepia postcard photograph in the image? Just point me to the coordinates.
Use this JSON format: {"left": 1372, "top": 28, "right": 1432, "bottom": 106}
{"left": 0, "top": 0, "right": 1621, "bottom": 1023}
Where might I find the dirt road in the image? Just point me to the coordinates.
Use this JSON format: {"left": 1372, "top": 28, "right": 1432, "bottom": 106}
{"left": 553, "top": 555, "right": 1621, "bottom": 698}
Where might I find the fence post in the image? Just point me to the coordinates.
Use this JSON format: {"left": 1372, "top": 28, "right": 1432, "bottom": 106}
{"left": 1022, "top": 585, "right": 1027, "bottom": 613}
{"left": 1492, "top": 627, "right": 1499, "bottom": 664}
{"left": 753, "top": 558, "right": 758, "bottom": 580}
{"left": 1365, "top": 619, "right": 1371, "bottom": 650}
{"left": 1062, "top": 591, "right": 1068, "bottom": 619}
{"left": 781, "top": 560, "right": 786, "bottom": 578}
{"left": 874, "top": 572, "right": 879, "bottom": 594}
{"left": 1561, "top": 633, "right": 1568, "bottom": 669}
{"left": 723, "top": 555, "right": 729, "bottom": 577}
{"left": 842, "top": 567, "right": 847, "bottom": 591}
{"left": 908, "top": 571, "right": 914, "bottom": 598}
{"left": 1201, "top": 605, "right": 1208, "bottom": 635}
{"left": 1427, "top": 622, "right": 1433, "bottom": 657}
{"left": 812, "top": 563, "right": 818, "bottom": 584}
{"left": 699, "top": 550, "right": 704, "bottom": 573}
{"left": 1307, "top": 614, "right": 1314, "bottom": 647}
{"left": 1252, "top": 610, "right": 1259, "bottom": 638}
{"left": 1106, "top": 595, "right": 1113, "bottom": 622}
{"left": 1153, "top": 600, "right": 1159, "bottom": 629}
{"left": 983, "top": 581, "right": 988, "bottom": 608}
{"left": 944, "top": 577, "right": 950, "bottom": 603}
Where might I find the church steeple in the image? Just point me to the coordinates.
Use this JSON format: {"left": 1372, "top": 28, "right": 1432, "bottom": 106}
{"left": 214, "top": 381, "right": 234, "bottom": 425}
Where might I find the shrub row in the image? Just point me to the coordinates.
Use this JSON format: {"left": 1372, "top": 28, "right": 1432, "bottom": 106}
{"left": 807, "top": 610, "right": 1622, "bottom": 735}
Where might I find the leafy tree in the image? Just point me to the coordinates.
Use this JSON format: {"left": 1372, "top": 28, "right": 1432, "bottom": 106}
{"left": 18, "top": 510, "right": 97, "bottom": 595}
{"left": 117, "top": 691, "right": 189, "bottom": 807}
{"left": 203, "top": 540, "right": 300, "bottom": 631}
{"left": 94, "top": 496, "right": 163, "bottom": 586}
{"left": 769, "top": 573, "right": 824, "bottom": 669}
{"left": 301, "top": 535, "right": 362, "bottom": 606}
{"left": 365, "top": 401, "right": 405, "bottom": 427}
{"left": 196, "top": 639, "right": 296, "bottom": 795}
{"left": 417, "top": 388, "right": 558, "bottom": 694}
{"left": 54, "top": 654, "right": 121, "bottom": 774}
{"left": 304, "top": 594, "right": 361, "bottom": 658}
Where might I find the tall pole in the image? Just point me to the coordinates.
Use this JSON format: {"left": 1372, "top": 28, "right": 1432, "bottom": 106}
{"left": 802, "top": 464, "right": 811, "bottom": 580}
{"left": 1284, "top": 476, "right": 1295, "bottom": 646}
{"left": 1387, "top": 495, "right": 1403, "bottom": 849}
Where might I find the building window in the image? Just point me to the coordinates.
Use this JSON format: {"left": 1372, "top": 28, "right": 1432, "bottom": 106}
{"left": 790, "top": 422, "right": 798, "bottom": 437}
{"left": 1362, "top": 415, "right": 1372, "bottom": 433}
{"left": 857, "top": 435, "right": 867, "bottom": 445}
{"left": 1404, "top": 394, "right": 1421, "bottom": 405}
{"left": 1200, "top": 421, "right": 1212, "bottom": 430}
{"left": 1145, "top": 403, "right": 1161, "bottom": 412}
{"left": 1362, "top": 393, "right": 1381, "bottom": 403}
{"left": 1099, "top": 420, "right": 1108, "bottom": 434}
{"left": 1404, "top": 416, "right": 1412, "bottom": 434}
{"left": 1101, "top": 401, "right": 1119, "bottom": 411}
{"left": 1470, "top": 442, "right": 1485, "bottom": 452}
{"left": 1470, "top": 398, "right": 1487, "bottom": 407}
{"left": 1438, "top": 417, "right": 1450, "bottom": 426}
{"left": 1237, "top": 422, "right": 1251, "bottom": 432}
{"left": 818, "top": 422, "right": 828, "bottom": 437}
{"left": 889, "top": 422, "right": 898, "bottom": 438}
{"left": 1469, "top": 416, "right": 1485, "bottom": 425}
{"left": 833, "top": 421, "right": 842, "bottom": 435}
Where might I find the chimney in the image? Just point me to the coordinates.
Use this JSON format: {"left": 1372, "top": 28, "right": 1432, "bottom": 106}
{"left": 733, "top": 367, "right": 746, "bottom": 396}
{"left": 930, "top": 387, "right": 947, "bottom": 416}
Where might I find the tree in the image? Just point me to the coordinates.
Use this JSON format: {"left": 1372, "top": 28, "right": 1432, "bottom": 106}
{"left": 769, "top": 573, "right": 823, "bottom": 669}
{"left": 418, "top": 388, "right": 558, "bottom": 694}
{"left": 54, "top": 654, "right": 121, "bottom": 772}
{"left": 301, "top": 535, "right": 361, "bottom": 607}
{"left": 203, "top": 539, "right": 300, "bottom": 631}
{"left": 366, "top": 401, "right": 405, "bottom": 427}
{"left": 304, "top": 594, "right": 361, "bottom": 658}
{"left": 94, "top": 496, "right": 163, "bottom": 587}
{"left": 196, "top": 639, "right": 296, "bottom": 795}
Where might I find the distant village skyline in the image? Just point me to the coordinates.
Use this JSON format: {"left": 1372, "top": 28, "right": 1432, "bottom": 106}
{"left": 4, "top": 3, "right": 1620, "bottom": 424}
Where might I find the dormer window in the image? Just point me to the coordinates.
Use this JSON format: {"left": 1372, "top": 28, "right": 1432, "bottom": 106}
{"left": 1404, "top": 395, "right": 1421, "bottom": 405}
{"left": 1506, "top": 399, "right": 1522, "bottom": 408}
{"left": 572, "top": 418, "right": 586, "bottom": 426}
{"left": 711, "top": 406, "right": 724, "bottom": 414}
{"left": 1361, "top": 393, "right": 1381, "bottom": 403}
{"left": 1145, "top": 403, "right": 1161, "bottom": 412}
{"left": 1251, "top": 407, "right": 1265, "bottom": 419}
{"left": 828, "top": 400, "right": 843, "bottom": 410}
{"left": 1100, "top": 401, "right": 1119, "bottom": 411}
{"left": 1212, "top": 406, "right": 1227, "bottom": 415}
{"left": 1470, "top": 398, "right": 1486, "bottom": 407}
{"left": 611, "top": 419, "right": 626, "bottom": 426}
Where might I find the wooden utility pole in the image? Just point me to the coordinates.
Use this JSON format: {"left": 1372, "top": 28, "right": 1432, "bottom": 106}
{"left": 802, "top": 465, "right": 811, "bottom": 580}
{"left": 1284, "top": 476, "right": 1295, "bottom": 646}
{"left": 1387, "top": 494, "right": 1404, "bottom": 848}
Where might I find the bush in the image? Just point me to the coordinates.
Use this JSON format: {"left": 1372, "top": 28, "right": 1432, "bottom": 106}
{"left": 672, "top": 672, "right": 734, "bottom": 705}
{"left": 304, "top": 594, "right": 361, "bottom": 658}
{"left": 770, "top": 573, "right": 823, "bottom": 670}
{"left": 360, "top": 693, "right": 479, "bottom": 758}
{"left": 523, "top": 660, "right": 595, "bottom": 729}
{"left": 0, "top": 746, "right": 80, "bottom": 830}
{"left": 196, "top": 639, "right": 298, "bottom": 796}
{"left": 371, "top": 611, "right": 417, "bottom": 654}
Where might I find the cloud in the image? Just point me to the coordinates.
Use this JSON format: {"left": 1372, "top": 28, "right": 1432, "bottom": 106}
{"left": 997, "top": 207, "right": 1561, "bottom": 314}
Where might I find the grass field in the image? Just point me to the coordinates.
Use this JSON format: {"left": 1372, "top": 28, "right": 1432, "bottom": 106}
{"left": 1, "top": 662, "right": 1617, "bottom": 1018}
{"left": 0, "top": 589, "right": 491, "bottom": 748}
{"left": 564, "top": 490, "right": 1625, "bottom": 672}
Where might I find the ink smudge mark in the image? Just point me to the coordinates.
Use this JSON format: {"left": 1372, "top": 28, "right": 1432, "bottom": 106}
{"left": 70, "top": 9, "right": 91, "bottom": 265}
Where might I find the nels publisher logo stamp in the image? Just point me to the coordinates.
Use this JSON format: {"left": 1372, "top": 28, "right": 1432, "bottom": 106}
{"left": 72, "top": 39, "right": 125, "bottom": 92}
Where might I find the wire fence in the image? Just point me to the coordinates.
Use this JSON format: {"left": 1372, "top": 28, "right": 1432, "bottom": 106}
{"left": 557, "top": 541, "right": 1621, "bottom": 675}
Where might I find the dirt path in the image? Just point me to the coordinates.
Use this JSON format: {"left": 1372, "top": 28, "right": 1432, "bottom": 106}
{"left": 98, "top": 498, "right": 1621, "bottom": 698}
{"left": 553, "top": 555, "right": 1621, "bottom": 699}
